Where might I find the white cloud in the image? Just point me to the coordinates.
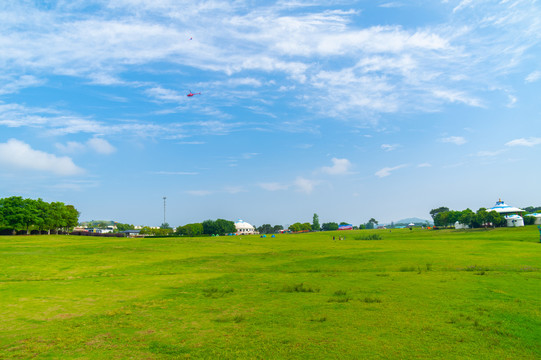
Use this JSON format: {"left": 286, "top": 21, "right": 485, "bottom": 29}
{"left": 381, "top": 144, "right": 400, "bottom": 152}
{"left": 417, "top": 163, "right": 432, "bottom": 168}
{"left": 375, "top": 164, "right": 407, "bottom": 178}
{"left": 0, "top": 0, "right": 539, "bottom": 126}
{"left": 507, "top": 94, "right": 517, "bottom": 108}
{"left": 379, "top": 2, "right": 403, "bottom": 8}
{"left": 55, "top": 137, "right": 116, "bottom": 155}
{"left": 505, "top": 137, "right": 541, "bottom": 147}
{"left": 440, "top": 136, "right": 467, "bottom": 145}
{"left": 525, "top": 71, "right": 541, "bottom": 83}
{"left": 87, "top": 137, "right": 116, "bottom": 155}
{"left": 320, "top": 158, "right": 351, "bottom": 175}
{"left": 178, "top": 141, "right": 205, "bottom": 145}
{"left": 0, "top": 139, "right": 84, "bottom": 176}
{"left": 294, "top": 176, "right": 317, "bottom": 194}
{"left": 0, "top": 75, "right": 44, "bottom": 95}
{"left": 474, "top": 149, "right": 506, "bottom": 157}
{"left": 432, "top": 90, "right": 482, "bottom": 107}
{"left": 55, "top": 141, "right": 86, "bottom": 154}
{"left": 145, "top": 86, "right": 185, "bottom": 103}
{"left": 453, "top": 0, "right": 473, "bottom": 13}
{"left": 241, "top": 152, "right": 259, "bottom": 159}
{"left": 224, "top": 186, "right": 245, "bottom": 194}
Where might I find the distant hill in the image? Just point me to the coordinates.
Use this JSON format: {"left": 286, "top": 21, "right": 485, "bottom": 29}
{"left": 81, "top": 220, "right": 116, "bottom": 226}
{"left": 393, "top": 217, "right": 432, "bottom": 225}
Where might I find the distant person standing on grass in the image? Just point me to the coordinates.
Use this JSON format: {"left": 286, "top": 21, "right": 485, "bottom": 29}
{"left": 538, "top": 226, "right": 541, "bottom": 243}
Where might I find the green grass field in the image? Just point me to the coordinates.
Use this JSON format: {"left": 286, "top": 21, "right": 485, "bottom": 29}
{"left": 1, "top": 227, "right": 540, "bottom": 359}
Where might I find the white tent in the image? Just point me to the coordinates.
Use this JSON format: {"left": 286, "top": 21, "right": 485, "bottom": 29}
{"left": 505, "top": 215, "right": 524, "bottom": 227}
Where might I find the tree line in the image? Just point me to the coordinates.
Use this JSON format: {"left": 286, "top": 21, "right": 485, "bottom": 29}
{"left": 172, "top": 219, "right": 237, "bottom": 237}
{"left": 429, "top": 207, "right": 505, "bottom": 228}
{"left": 0, "top": 196, "right": 79, "bottom": 235}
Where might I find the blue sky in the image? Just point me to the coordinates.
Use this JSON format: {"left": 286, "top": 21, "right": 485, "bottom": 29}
{"left": 1, "top": 0, "right": 540, "bottom": 227}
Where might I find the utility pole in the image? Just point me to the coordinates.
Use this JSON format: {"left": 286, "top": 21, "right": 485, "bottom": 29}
{"left": 163, "top": 196, "right": 166, "bottom": 227}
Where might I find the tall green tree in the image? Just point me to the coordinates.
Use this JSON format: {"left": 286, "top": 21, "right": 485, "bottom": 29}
{"left": 36, "top": 198, "right": 53, "bottom": 234}
{"left": 176, "top": 223, "right": 203, "bottom": 237}
{"left": 322, "top": 222, "right": 338, "bottom": 231}
{"left": 486, "top": 211, "right": 503, "bottom": 227}
{"left": 116, "top": 223, "right": 135, "bottom": 232}
{"left": 312, "top": 213, "right": 320, "bottom": 231}
{"left": 257, "top": 224, "right": 273, "bottom": 234}
{"left": 202, "top": 219, "right": 235, "bottom": 235}
{"left": 21, "top": 198, "right": 40, "bottom": 234}
{"left": 458, "top": 209, "right": 475, "bottom": 227}
{"left": 289, "top": 222, "right": 311, "bottom": 232}
{"left": 215, "top": 219, "right": 236, "bottom": 234}
{"left": 365, "top": 218, "right": 378, "bottom": 229}
{"left": 49, "top": 202, "right": 67, "bottom": 234}
{"left": 64, "top": 205, "right": 79, "bottom": 232}
{"left": 1, "top": 197, "right": 25, "bottom": 232}
{"left": 430, "top": 207, "right": 450, "bottom": 222}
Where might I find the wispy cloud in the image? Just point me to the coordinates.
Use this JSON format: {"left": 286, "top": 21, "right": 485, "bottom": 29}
{"left": 0, "top": 102, "right": 243, "bottom": 139}
{"left": 1, "top": 0, "right": 538, "bottom": 124}
{"left": 0, "top": 139, "right": 83, "bottom": 176}
{"left": 381, "top": 144, "right": 400, "bottom": 152}
{"left": 379, "top": 2, "right": 403, "bottom": 8}
{"left": 145, "top": 86, "right": 185, "bottom": 103}
{"left": 440, "top": 136, "right": 467, "bottom": 145}
{"left": 474, "top": 149, "right": 507, "bottom": 157}
{"left": 525, "top": 71, "right": 541, "bottom": 83}
{"left": 0, "top": 75, "right": 44, "bottom": 95}
{"left": 259, "top": 182, "right": 290, "bottom": 191}
{"left": 417, "top": 163, "right": 432, "bottom": 168}
{"left": 294, "top": 176, "right": 317, "bottom": 194}
{"left": 224, "top": 186, "right": 246, "bottom": 194}
{"left": 375, "top": 164, "right": 407, "bottom": 178}
{"left": 505, "top": 137, "right": 541, "bottom": 147}
{"left": 453, "top": 0, "right": 473, "bottom": 13}
{"left": 56, "top": 137, "right": 116, "bottom": 155}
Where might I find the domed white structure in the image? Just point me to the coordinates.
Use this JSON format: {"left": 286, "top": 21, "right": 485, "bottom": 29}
{"left": 487, "top": 199, "right": 525, "bottom": 227}
{"left": 235, "top": 219, "right": 257, "bottom": 235}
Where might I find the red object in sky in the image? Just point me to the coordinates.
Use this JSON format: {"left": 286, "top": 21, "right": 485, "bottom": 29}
{"left": 187, "top": 90, "right": 201, "bottom": 97}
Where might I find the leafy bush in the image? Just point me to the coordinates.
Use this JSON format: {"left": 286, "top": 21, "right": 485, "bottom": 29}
{"left": 281, "top": 283, "right": 319, "bottom": 293}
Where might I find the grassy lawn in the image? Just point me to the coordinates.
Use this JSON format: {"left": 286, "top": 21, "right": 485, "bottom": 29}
{"left": 0, "top": 227, "right": 540, "bottom": 359}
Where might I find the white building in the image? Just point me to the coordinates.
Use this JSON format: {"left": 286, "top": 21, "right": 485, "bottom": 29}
{"left": 487, "top": 199, "right": 525, "bottom": 227}
{"left": 235, "top": 220, "right": 257, "bottom": 235}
